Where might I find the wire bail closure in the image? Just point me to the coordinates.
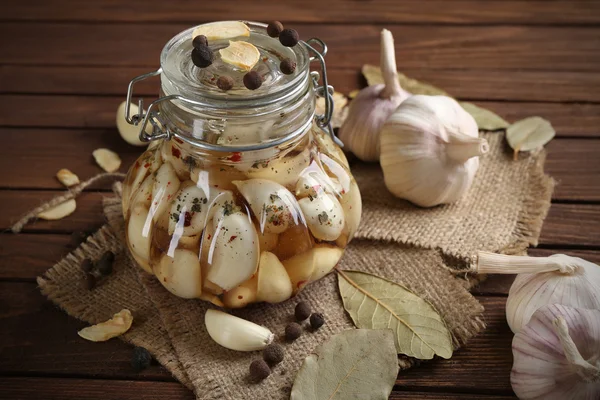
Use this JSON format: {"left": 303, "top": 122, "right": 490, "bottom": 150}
{"left": 123, "top": 37, "right": 342, "bottom": 147}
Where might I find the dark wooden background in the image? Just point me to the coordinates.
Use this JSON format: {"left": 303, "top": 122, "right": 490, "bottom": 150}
{"left": 1, "top": 1, "right": 599, "bottom": 399}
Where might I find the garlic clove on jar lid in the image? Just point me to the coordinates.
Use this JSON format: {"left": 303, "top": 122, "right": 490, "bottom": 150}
{"left": 219, "top": 40, "right": 260, "bottom": 71}
{"left": 192, "top": 21, "right": 250, "bottom": 41}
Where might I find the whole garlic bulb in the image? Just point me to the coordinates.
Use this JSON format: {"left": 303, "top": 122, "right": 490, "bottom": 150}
{"left": 511, "top": 304, "right": 600, "bottom": 399}
{"left": 380, "top": 95, "right": 489, "bottom": 207}
{"left": 338, "top": 29, "right": 409, "bottom": 162}
{"left": 476, "top": 252, "right": 600, "bottom": 333}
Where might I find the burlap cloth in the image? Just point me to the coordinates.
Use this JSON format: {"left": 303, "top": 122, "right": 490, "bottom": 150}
{"left": 36, "top": 130, "right": 553, "bottom": 399}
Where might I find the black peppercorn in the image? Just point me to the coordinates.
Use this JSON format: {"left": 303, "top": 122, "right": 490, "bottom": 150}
{"left": 310, "top": 313, "right": 325, "bottom": 330}
{"left": 192, "top": 34, "right": 208, "bottom": 49}
{"left": 263, "top": 344, "right": 284, "bottom": 366}
{"left": 80, "top": 258, "right": 94, "bottom": 273}
{"left": 131, "top": 346, "right": 153, "bottom": 372}
{"left": 279, "top": 28, "right": 299, "bottom": 47}
{"left": 285, "top": 322, "right": 302, "bottom": 341}
{"left": 191, "top": 46, "right": 214, "bottom": 68}
{"left": 243, "top": 71, "right": 263, "bottom": 90}
{"left": 294, "top": 301, "right": 311, "bottom": 321}
{"left": 216, "top": 75, "right": 234, "bottom": 91}
{"left": 267, "top": 21, "right": 284, "bottom": 38}
{"left": 97, "top": 251, "right": 115, "bottom": 276}
{"left": 280, "top": 58, "right": 296, "bottom": 75}
{"left": 249, "top": 359, "right": 271, "bottom": 381}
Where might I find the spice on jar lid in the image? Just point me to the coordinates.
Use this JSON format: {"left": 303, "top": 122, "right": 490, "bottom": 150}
{"left": 310, "top": 313, "right": 325, "bottom": 330}
{"left": 216, "top": 75, "right": 234, "bottom": 91}
{"left": 263, "top": 343, "right": 284, "bottom": 366}
{"left": 191, "top": 46, "right": 214, "bottom": 68}
{"left": 285, "top": 322, "right": 302, "bottom": 341}
{"left": 279, "top": 28, "right": 299, "bottom": 47}
{"left": 280, "top": 58, "right": 296, "bottom": 75}
{"left": 267, "top": 21, "right": 284, "bottom": 38}
{"left": 249, "top": 359, "right": 271, "bottom": 381}
{"left": 192, "top": 34, "right": 208, "bottom": 49}
{"left": 243, "top": 71, "right": 263, "bottom": 90}
{"left": 294, "top": 301, "right": 311, "bottom": 321}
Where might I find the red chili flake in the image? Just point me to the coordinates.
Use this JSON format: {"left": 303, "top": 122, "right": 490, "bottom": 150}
{"left": 144, "top": 162, "right": 151, "bottom": 168}
{"left": 228, "top": 152, "right": 242, "bottom": 162}
{"left": 207, "top": 234, "right": 212, "bottom": 240}
{"left": 228, "top": 235, "right": 238, "bottom": 243}
{"left": 262, "top": 57, "right": 268, "bottom": 62}
{"left": 135, "top": 161, "right": 140, "bottom": 169}
{"left": 238, "top": 295, "right": 243, "bottom": 299}
{"left": 171, "top": 146, "right": 181, "bottom": 158}
{"left": 184, "top": 212, "right": 192, "bottom": 227}
{"left": 174, "top": 138, "right": 184, "bottom": 144}
{"left": 297, "top": 280, "right": 307, "bottom": 288}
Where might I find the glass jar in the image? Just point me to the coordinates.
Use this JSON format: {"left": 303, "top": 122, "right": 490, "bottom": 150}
{"left": 122, "top": 21, "right": 361, "bottom": 308}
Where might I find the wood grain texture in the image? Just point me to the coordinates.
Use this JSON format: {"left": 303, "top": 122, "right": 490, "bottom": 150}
{"left": 2, "top": 0, "right": 599, "bottom": 25}
{"left": 1, "top": 23, "right": 599, "bottom": 71}
{"left": 3, "top": 66, "right": 600, "bottom": 103}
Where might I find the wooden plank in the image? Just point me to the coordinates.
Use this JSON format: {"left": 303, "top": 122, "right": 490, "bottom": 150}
{"left": 2, "top": 0, "right": 599, "bottom": 25}
{"left": 0, "top": 377, "right": 193, "bottom": 400}
{"left": 1, "top": 95, "right": 599, "bottom": 137}
{"left": 3, "top": 66, "right": 600, "bottom": 103}
{"left": 0, "top": 284, "right": 514, "bottom": 393}
{"left": 1, "top": 24, "right": 599, "bottom": 71}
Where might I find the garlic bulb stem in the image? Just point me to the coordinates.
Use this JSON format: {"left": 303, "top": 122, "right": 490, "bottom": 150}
{"left": 475, "top": 252, "right": 579, "bottom": 275}
{"left": 446, "top": 137, "right": 489, "bottom": 163}
{"left": 553, "top": 316, "right": 600, "bottom": 383}
{"left": 380, "top": 29, "right": 403, "bottom": 100}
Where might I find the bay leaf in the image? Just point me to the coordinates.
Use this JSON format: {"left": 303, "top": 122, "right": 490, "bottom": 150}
{"left": 506, "top": 116, "right": 555, "bottom": 159}
{"left": 362, "top": 64, "right": 448, "bottom": 96}
{"left": 337, "top": 269, "right": 453, "bottom": 360}
{"left": 460, "top": 102, "right": 510, "bottom": 131}
{"left": 290, "top": 329, "right": 398, "bottom": 400}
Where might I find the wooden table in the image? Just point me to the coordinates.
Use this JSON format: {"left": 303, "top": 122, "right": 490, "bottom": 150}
{"left": 1, "top": 1, "right": 599, "bottom": 399}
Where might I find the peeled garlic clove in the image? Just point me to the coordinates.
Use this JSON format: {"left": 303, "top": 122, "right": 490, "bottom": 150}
{"left": 219, "top": 40, "right": 260, "bottom": 71}
{"left": 245, "top": 148, "right": 311, "bottom": 187}
{"left": 206, "top": 211, "right": 260, "bottom": 291}
{"left": 78, "top": 309, "right": 133, "bottom": 342}
{"left": 56, "top": 169, "right": 80, "bottom": 187}
{"left": 257, "top": 227, "right": 279, "bottom": 252}
{"left": 314, "top": 128, "right": 349, "bottom": 169}
{"left": 127, "top": 204, "right": 153, "bottom": 274}
{"left": 298, "top": 192, "right": 345, "bottom": 241}
{"left": 129, "top": 174, "right": 154, "bottom": 210}
{"left": 338, "top": 179, "right": 361, "bottom": 240}
{"left": 233, "top": 179, "right": 302, "bottom": 234}
{"left": 283, "top": 245, "right": 343, "bottom": 292}
{"left": 150, "top": 163, "right": 181, "bottom": 222}
{"left": 256, "top": 252, "right": 293, "bottom": 303}
{"left": 38, "top": 199, "right": 76, "bottom": 220}
{"left": 167, "top": 185, "right": 210, "bottom": 236}
{"left": 123, "top": 149, "right": 162, "bottom": 212}
{"left": 223, "top": 274, "right": 258, "bottom": 308}
{"left": 93, "top": 148, "right": 122, "bottom": 173}
{"left": 154, "top": 249, "right": 203, "bottom": 299}
{"left": 116, "top": 101, "right": 152, "bottom": 146}
{"left": 160, "top": 142, "right": 192, "bottom": 181}
{"left": 192, "top": 21, "right": 250, "bottom": 41}
{"left": 295, "top": 164, "right": 342, "bottom": 199}
{"left": 205, "top": 309, "right": 274, "bottom": 351}
{"left": 309, "top": 245, "right": 344, "bottom": 281}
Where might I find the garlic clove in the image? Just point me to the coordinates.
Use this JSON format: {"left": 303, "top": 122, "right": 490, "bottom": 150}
{"left": 256, "top": 252, "right": 293, "bottom": 303}
{"left": 192, "top": 21, "right": 250, "bottom": 41}
{"left": 150, "top": 163, "right": 181, "bottom": 222}
{"left": 314, "top": 128, "right": 349, "bottom": 169}
{"left": 127, "top": 204, "right": 153, "bottom": 274}
{"left": 37, "top": 199, "right": 76, "bottom": 220}
{"left": 233, "top": 179, "right": 302, "bottom": 234}
{"left": 206, "top": 211, "right": 260, "bottom": 291}
{"left": 223, "top": 274, "right": 258, "bottom": 308}
{"left": 275, "top": 224, "right": 313, "bottom": 261}
{"left": 337, "top": 179, "right": 362, "bottom": 241}
{"left": 154, "top": 249, "right": 203, "bottom": 299}
{"left": 256, "top": 225, "right": 279, "bottom": 252}
{"left": 122, "top": 149, "right": 161, "bottom": 213}
{"left": 245, "top": 148, "right": 311, "bottom": 187}
{"left": 298, "top": 192, "right": 345, "bottom": 241}
{"left": 283, "top": 245, "right": 343, "bottom": 292}
{"left": 116, "top": 101, "right": 152, "bottom": 146}
{"left": 309, "top": 245, "right": 344, "bottom": 281}
{"left": 160, "top": 142, "right": 192, "bottom": 181}
{"left": 219, "top": 40, "right": 260, "bottom": 71}
{"left": 78, "top": 309, "right": 133, "bottom": 342}
{"left": 56, "top": 169, "right": 80, "bottom": 187}
{"left": 204, "top": 309, "right": 274, "bottom": 351}
{"left": 167, "top": 185, "right": 210, "bottom": 236}
{"left": 93, "top": 148, "right": 122, "bottom": 173}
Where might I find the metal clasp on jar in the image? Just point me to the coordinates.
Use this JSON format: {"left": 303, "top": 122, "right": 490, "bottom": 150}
{"left": 123, "top": 37, "right": 342, "bottom": 147}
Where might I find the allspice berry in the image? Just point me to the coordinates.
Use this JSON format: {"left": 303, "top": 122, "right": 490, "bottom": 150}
{"left": 280, "top": 58, "right": 296, "bottom": 75}
{"left": 285, "top": 322, "right": 302, "bottom": 341}
{"left": 249, "top": 359, "right": 271, "bottom": 381}
{"left": 80, "top": 258, "right": 94, "bottom": 273}
{"left": 243, "top": 71, "right": 263, "bottom": 90}
{"left": 216, "top": 75, "right": 234, "bottom": 91}
{"left": 310, "top": 313, "right": 325, "bottom": 330}
{"left": 131, "top": 346, "right": 153, "bottom": 372}
{"left": 294, "top": 301, "right": 311, "bottom": 321}
{"left": 83, "top": 273, "right": 96, "bottom": 290}
{"left": 192, "top": 34, "right": 208, "bottom": 49}
{"left": 191, "top": 46, "right": 214, "bottom": 68}
{"left": 267, "top": 21, "right": 284, "bottom": 38}
{"left": 263, "top": 344, "right": 284, "bottom": 366}
{"left": 97, "top": 251, "right": 115, "bottom": 276}
{"left": 279, "top": 28, "right": 299, "bottom": 47}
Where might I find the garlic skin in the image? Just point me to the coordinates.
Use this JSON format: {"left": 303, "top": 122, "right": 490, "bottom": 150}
{"left": 204, "top": 309, "right": 274, "bottom": 352}
{"left": 380, "top": 95, "right": 489, "bottom": 207}
{"left": 338, "top": 29, "right": 409, "bottom": 162}
{"left": 511, "top": 304, "right": 600, "bottom": 399}
{"left": 476, "top": 252, "right": 600, "bottom": 333}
